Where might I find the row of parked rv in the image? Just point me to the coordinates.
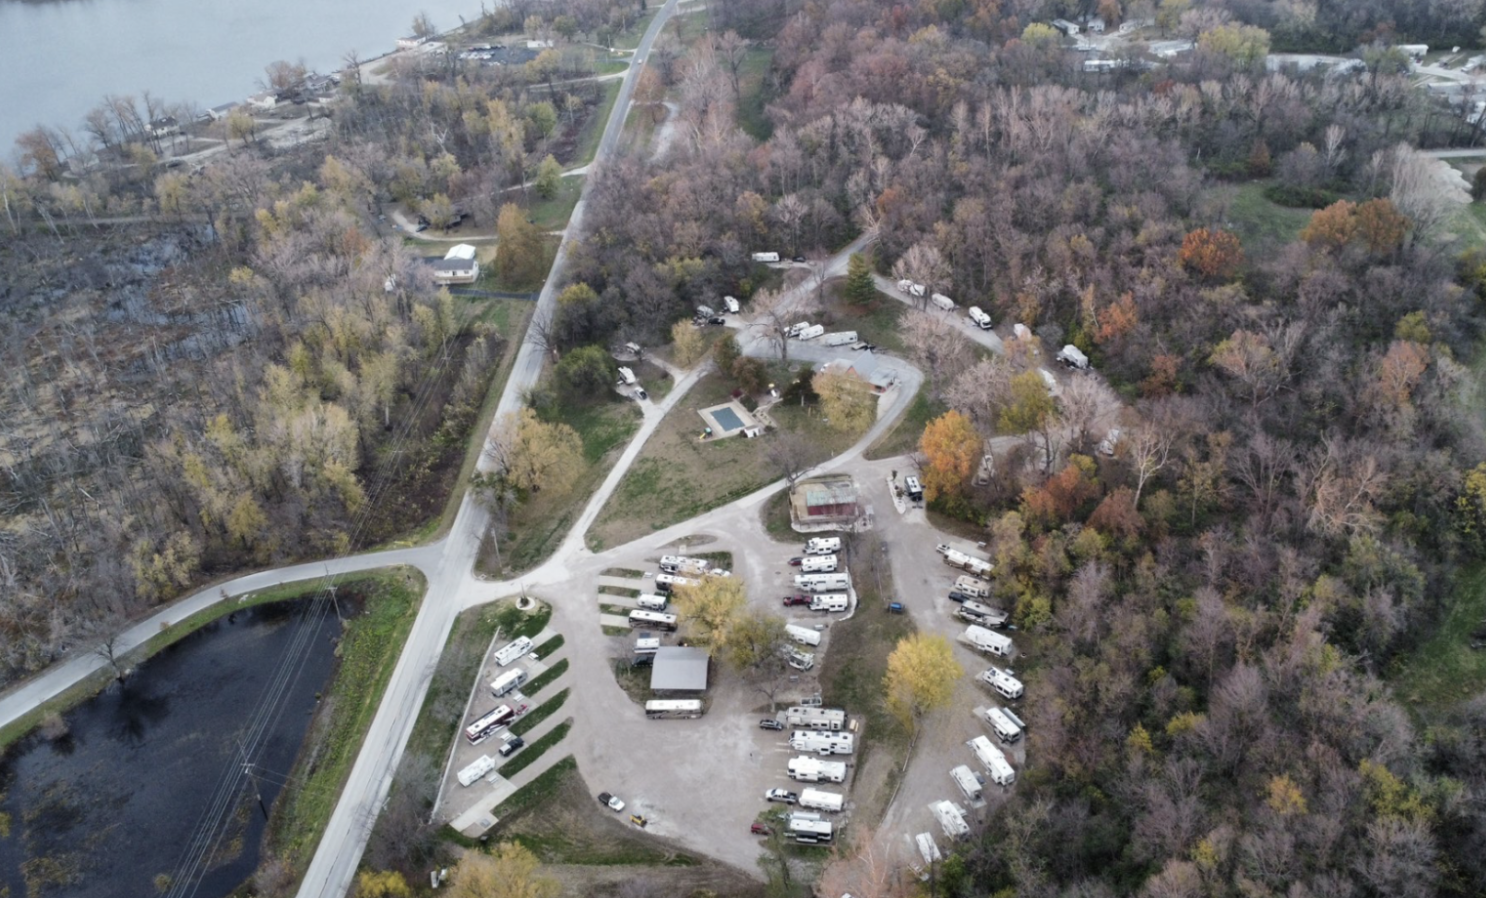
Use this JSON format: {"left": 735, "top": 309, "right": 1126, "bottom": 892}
{"left": 757, "top": 704, "right": 856, "bottom": 843}
{"left": 783, "top": 320, "right": 863, "bottom": 348}
{"left": 620, "top": 554, "right": 736, "bottom": 633}
{"left": 455, "top": 633, "right": 547, "bottom": 787}
{"left": 895, "top": 281, "right": 994, "bottom": 330}
{"left": 779, "top": 538, "right": 852, "bottom": 671}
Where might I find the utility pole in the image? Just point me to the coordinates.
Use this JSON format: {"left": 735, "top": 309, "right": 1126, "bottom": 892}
{"left": 239, "top": 743, "right": 269, "bottom": 820}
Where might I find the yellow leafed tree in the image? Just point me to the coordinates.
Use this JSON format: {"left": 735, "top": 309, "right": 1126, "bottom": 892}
{"left": 815, "top": 369, "right": 876, "bottom": 434}
{"left": 449, "top": 842, "right": 559, "bottom": 898}
{"left": 492, "top": 407, "right": 584, "bottom": 495}
{"left": 883, "top": 633, "right": 963, "bottom": 735}
{"left": 919, "top": 409, "right": 982, "bottom": 503}
{"left": 671, "top": 575, "right": 748, "bottom": 653}
{"left": 671, "top": 319, "right": 707, "bottom": 368}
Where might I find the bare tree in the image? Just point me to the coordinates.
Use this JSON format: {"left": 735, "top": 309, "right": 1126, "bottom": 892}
{"left": 94, "top": 631, "right": 128, "bottom": 682}
{"left": 766, "top": 429, "right": 814, "bottom": 485}
{"left": 902, "top": 310, "right": 972, "bottom": 396}
{"left": 816, "top": 826, "right": 911, "bottom": 898}
{"left": 1387, "top": 142, "right": 1469, "bottom": 243}
{"left": 1127, "top": 422, "right": 1175, "bottom": 508}
{"left": 1059, "top": 375, "right": 1120, "bottom": 455}
{"left": 750, "top": 287, "right": 813, "bottom": 366}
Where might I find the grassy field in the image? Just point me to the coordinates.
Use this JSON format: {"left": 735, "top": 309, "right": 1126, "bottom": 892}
{"left": 1448, "top": 200, "right": 1486, "bottom": 250}
{"left": 524, "top": 658, "right": 570, "bottom": 697}
{"left": 736, "top": 48, "right": 775, "bottom": 141}
{"left": 269, "top": 569, "right": 427, "bottom": 874}
{"left": 526, "top": 175, "right": 585, "bottom": 232}
{"left": 571, "top": 80, "right": 622, "bottom": 169}
{"left": 760, "top": 489, "right": 796, "bottom": 542}
{"left": 586, "top": 370, "right": 856, "bottom": 549}
{"left": 621, "top": 101, "right": 664, "bottom": 156}
{"left": 864, "top": 380, "right": 943, "bottom": 460}
{"left": 817, "top": 538, "right": 916, "bottom": 823}
{"left": 1392, "top": 569, "right": 1486, "bottom": 712}
{"left": 491, "top": 394, "right": 643, "bottom": 574}
{"left": 1218, "top": 181, "right": 1314, "bottom": 259}
{"left": 610, "top": 10, "right": 659, "bottom": 50}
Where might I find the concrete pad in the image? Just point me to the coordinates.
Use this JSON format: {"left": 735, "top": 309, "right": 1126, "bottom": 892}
{"left": 599, "top": 613, "right": 632, "bottom": 629}
{"left": 449, "top": 775, "right": 516, "bottom": 835}
{"left": 599, "top": 594, "right": 640, "bottom": 609}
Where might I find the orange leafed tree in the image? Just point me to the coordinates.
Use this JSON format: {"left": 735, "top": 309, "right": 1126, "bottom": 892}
{"left": 1178, "top": 227, "right": 1244, "bottom": 281}
{"left": 1095, "top": 291, "right": 1139, "bottom": 344}
{"left": 1299, "top": 199, "right": 1358, "bottom": 251}
{"left": 1355, "top": 198, "right": 1410, "bottom": 256}
{"left": 919, "top": 410, "right": 983, "bottom": 503}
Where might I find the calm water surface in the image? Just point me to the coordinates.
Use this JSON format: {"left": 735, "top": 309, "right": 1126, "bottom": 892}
{"left": 0, "top": 601, "right": 342, "bottom": 898}
{"left": 0, "top": 0, "right": 483, "bottom": 152}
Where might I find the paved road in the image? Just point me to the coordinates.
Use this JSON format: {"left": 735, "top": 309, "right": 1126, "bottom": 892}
{"left": 871, "top": 274, "right": 1007, "bottom": 356}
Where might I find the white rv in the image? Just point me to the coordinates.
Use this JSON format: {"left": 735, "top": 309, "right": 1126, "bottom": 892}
{"left": 636, "top": 593, "right": 669, "bottom": 611}
{"left": 752, "top": 251, "right": 781, "bottom": 262}
{"left": 696, "top": 305, "right": 716, "bottom": 319}
{"left": 785, "top": 706, "right": 846, "bottom": 730}
{"left": 969, "top": 735, "right": 1016, "bottom": 785}
{"left": 810, "top": 594, "right": 849, "bottom": 613}
{"left": 787, "top": 814, "right": 833, "bottom": 843}
{"left": 785, "top": 624, "right": 822, "bottom": 647}
{"left": 492, "top": 636, "right": 534, "bottom": 667}
{"left": 785, "top": 321, "right": 813, "bottom": 338}
{"left": 723, "top": 295, "right": 740, "bottom": 313}
{"left": 788, "top": 755, "right": 848, "bottom": 783}
{"left": 628, "top": 609, "right": 678, "bottom": 631}
{"left": 800, "top": 554, "right": 838, "bottom": 573}
{"left": 950, "top": 764, "right": 984, "bottom": 801}
{"left": 954, "top": 575, "right": 991, "bottom": 598}
{"left": 618, "top": 366, "right": 637, "bottom": 385}
{"left": 799, "top": 788, "right": 845, "bottom": 813}
{"left": 931, "top": 800, "right": 970, "bottom": 840}
{"left": 805, "top": 537, "right": 842, "bottom": 555}
{"left": 965, "top": 625, "right": 1015, "bottom": 657}
{"left": 931, "top": 293, "right": 957, "bottom": 312}
{"left": 897, "top": 278, "right": 914, "bottom": 294}
{"left": 654, "top": 573, "right": 700, "bottom": 593}
{"left": 795, "top": 572, "right": 851, "bottom": 592}
{"left": 489, "top": 667, "right": 528, "bottom": 698}
{"left": 1056, "top": 344, "right": 1090, "bottom": 369}
{"left": 659, "top": 555, "right": 708, "bottom": 575}
{"left": 916, "top": 832, "right": 943, "bottom": 865}
{"left": 634, "top": 634, "right": 661, "bottom": 655}
{"left": 941, "top": 548, "right": 972, "bottom": 568}
{"left": 821, "top": 331, "right": 858, "bottom": 347}
{"left": 968, "top": 306, "right": 992, "bottom": 329}
{"left": 457, "top": 755, "right": 497, "bottom": 787}
{"left": 984, "top": 707, "right": 1024, "bottom": 744}
{"left": 980, "top": 667, "right": 1025, "bottom": 700}
{"left": 793, "top": 324, "right": 825, "bottom": 341}
{"left": 904, "top": 475, "right": 924, "bottom": 501}
{"left": 957, "top": 601, "right": 1009, "bottom": 628}
{"left": 791, "top": 730, "right": 854, "bottom": 755}
{"left": 787, "top": 647, "right": 816, "bottom": 671}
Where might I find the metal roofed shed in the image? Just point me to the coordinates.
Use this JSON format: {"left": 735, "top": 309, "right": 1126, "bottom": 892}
{"left": 790, "top": 474, "right": 861, "bottom": 525}
{"left": 650, "top": 646, "right": 710, "bottom": 693}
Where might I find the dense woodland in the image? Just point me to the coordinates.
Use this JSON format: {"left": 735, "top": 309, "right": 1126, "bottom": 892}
{"left": 0, "top": 1, "right": 643, "bottom": 683}
{"left": 543, "top": 0, "right": 1486, "bottom": 896}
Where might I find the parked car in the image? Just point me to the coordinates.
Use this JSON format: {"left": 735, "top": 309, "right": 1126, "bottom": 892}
{"left": 765, "top": 788, "right": 798, "bottom": 804}
{"left": 497, "top": 736, "right": 525, "bottom": 757}
{"left": 947, "top": 591, "right": 974, "bottom": 603}
{"left": 782, "top": 594, "right": 811, "bottom": 606}
{"left": 598, "top": 792, "right": 626, "bottom": 812}
{"left": 751, "top": 823, "right": 772, "bottom": 835}
{"left": 792, "top": 255, "right": 807, "bottom": 263}
{"left": 708, "top": 316, "right": 727, "bottom": 325}
{"left": 760, "top": 718, "right": 785, "bottom": 730}
{"left": 887, "top": 602, "right": 905, "bottom": 614}
{"left": 635, "top": 388, "right": 648, "bottom": 401}
{"left": 788, "top": 557, "right": 804, "bottom": 566}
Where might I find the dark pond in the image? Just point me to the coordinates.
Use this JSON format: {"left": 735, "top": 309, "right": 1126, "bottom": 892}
{"left": 0, "top": 599, "right": 343, "bottom": 898}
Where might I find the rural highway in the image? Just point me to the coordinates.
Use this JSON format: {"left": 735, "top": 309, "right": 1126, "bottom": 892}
{"left": 293, "top": 2, "right": 683, "bottom": 896}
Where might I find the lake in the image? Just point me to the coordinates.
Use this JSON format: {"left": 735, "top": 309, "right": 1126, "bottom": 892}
{"left": 0, "top": 600, "right": 343, "bottom": 898}
{"left": 0, "top": 0, "right": 484, "bottom": 153}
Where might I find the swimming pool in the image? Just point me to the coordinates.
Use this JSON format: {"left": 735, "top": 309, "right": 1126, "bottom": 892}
{"left": 711, "top": 406, "right": 745, "bottom": 431}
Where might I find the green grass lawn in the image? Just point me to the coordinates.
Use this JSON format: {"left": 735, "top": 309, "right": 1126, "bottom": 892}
{"left": 571, "top": 80, "right": 622, "bottom": 169}
{"left": 488, "top": 393, "right": 643, "bottom": 574}
{"left": 736, "top": 48, "right": 776, "bottom": 142}
{"left": 621, "top": 99, "right": 663, "bottom": 156}
{"left": 1219, "top": 180, "right": 1314, "bottom": 258}
{"left": 266, "top": 568, "right": 426, "bottom": 874}
{"left": 593, "top": 59, "right": 630, "bottom": 76}
{"left": 587, "top": 369, "right": 856, "bottom": 550}
{"left": 1391, "top": 566, "right": 1486, "bottom": 711}
{"left": 1447, "top": 200, "right": 1486, "bottom": 250}
{"left": 610, "top": 10, "right": 659, "bottom": 50}
{"left": 526, "top": 175, "right": 585, "bottom": 232}
{"left": 818, "top": 279, "right": 905, "bottom": 354}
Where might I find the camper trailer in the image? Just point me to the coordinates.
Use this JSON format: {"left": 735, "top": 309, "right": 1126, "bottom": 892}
{"left": 805, "top": 537, "right": 842, "bottom": 555}
{"left": 723, "top": 295, "right": 740, "bottom": 313}
{"left": 800, "top": 554, "right": 839, "bottom": 573}
{"left": 904, "top": 476, "right": 924, "bottom": 501}
{"left": 793, "top": 324, "right": 825, "bottom": 341}
{"left": 799, "top": 788, "right": 846, "bottom": 813}
{"left": 785, "top": 624, "right": 822, "bottom": 647}
{"left": 795, "top": 572, "right": 851, "bottom": 592}
{"left": 979, "top": 666, "right": 1025, "bottom": 700}
{"left": 618, "top": 366, "right": 637, "bottom": 386}
{"left": 492, "top": 636, "right": 534, "bottom": 667}
{"left": 950, "top": 764, "right": 984, "bottom": 801}
{"left": 810, "top": 593, "right": 849, "bottom": 613}
{"left": 752, "top": 251, "right": 781, "bottom": 262}
{"left": 931, "top": 293, "right": 957, "bottom": 312}
{"left": 636, "top": 593, "right": 669, "bottom": 611}
{"left": 916, "top": 833, "right": 943, "bottom": 866}
{"left": 984, "top": 707, "right": 1024, "bottom": 744}
{"left": 969, "top": 735, "right": 1017, "bottom": 786}
{"left": 786, "top": 647, "right": 816, "bottom": 671}
{"left": 785, "top": 321, "right": 814, "bottom": 338}
{"left": 821, "top": 331, "right": 859, "bottom": 347}
{"left": 659, "top": 555, "right": 709, "bottom": 575}
{"left": 791, "top": 730, "right": 855, "bottom": 755}
{"left": 458, "top": 755, "right": 497, "bottom": 787}
{"left": 968, "top": 306, "right": 993, "bottom": 330}
{"left": 931, "top": 800, "right": 971, "bottom": 840}
{"left": 788, "top": 755, "right": 849, "bottom": 783}
{"left": 787, "top": 814, "right": 834, "bottom": 843}
{"left": 964, "top": 625, "right": 1015, "bottom": 657}
{"left": 785, "top": 706, "right": 846, "bottom": 730}
{"left": 489, "top": 667, "right": 528, "bottom": 698}
{"left": 1056, "top": 345, "right": 1090, "bottom": 369}
{"left": 957, "top": 601, "right": 1009, "bottom": 628}
{"left": 953, "top": 575, "right": 991, "bottom": 598}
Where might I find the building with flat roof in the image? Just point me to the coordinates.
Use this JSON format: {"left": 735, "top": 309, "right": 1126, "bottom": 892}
{"left": 650, "top": 646, "right": 710, "bottom": 693}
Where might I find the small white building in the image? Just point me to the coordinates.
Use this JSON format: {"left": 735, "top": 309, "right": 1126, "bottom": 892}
{"left": 432, "top": 243, "right": 480, "bottom": 284}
